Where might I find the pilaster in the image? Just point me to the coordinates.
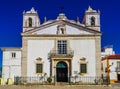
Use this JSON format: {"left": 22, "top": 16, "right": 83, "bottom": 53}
{"left": 95, "top": 36, "right": 101, "bottom": 76}
{"left": 21, "top": 37, "right": 28, "bottom": 76}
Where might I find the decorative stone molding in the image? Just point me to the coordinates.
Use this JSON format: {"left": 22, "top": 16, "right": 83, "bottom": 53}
{"left": 57, "top": 24, "right": 66, "bottom": 34}
{"left": 80, "top": 57, "right": 86, "bottom": 61}
{"left": 36, "top": 57, "right": 44, "bottom": 63}
{"left": 36, "top": 57, "right": 42, "bottom": 61}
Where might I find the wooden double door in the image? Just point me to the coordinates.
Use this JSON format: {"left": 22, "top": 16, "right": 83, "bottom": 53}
{"left": 56, "top": 61, "right": 68, "bottom": 82}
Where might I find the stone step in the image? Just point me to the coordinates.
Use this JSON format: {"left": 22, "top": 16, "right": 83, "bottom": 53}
{"left": 56, "top": 82, "right": 69, "bottom": 85}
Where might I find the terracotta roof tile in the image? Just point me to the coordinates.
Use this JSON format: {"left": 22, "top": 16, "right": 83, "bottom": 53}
{"left": 101, "top": 54, "right": 120, "bottom": 61}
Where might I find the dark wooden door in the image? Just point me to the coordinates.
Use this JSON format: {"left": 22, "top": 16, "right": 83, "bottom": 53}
{"left": 57, "top": 68, "right": 68, "bottom": 82}
{"left": 56, "top": 61, "right": 68, "bottom": 82}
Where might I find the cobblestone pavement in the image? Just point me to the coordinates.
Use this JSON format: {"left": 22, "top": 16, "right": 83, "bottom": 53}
{"left": 111, "top": 83, "right": 120, "bottom": 87}
{"left": 0, "top": 85, "right": 119, "bottom": 89}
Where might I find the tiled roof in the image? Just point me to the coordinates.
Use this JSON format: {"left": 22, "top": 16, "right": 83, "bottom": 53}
{"left": 101, "top": 54, "right": 120, "bottom": 61}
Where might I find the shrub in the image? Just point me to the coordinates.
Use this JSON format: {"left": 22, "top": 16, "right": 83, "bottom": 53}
{"left": 47, "top": 77, "right": 52, "bottom": 83}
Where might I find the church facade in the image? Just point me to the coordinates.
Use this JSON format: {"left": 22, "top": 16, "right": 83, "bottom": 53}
{"left": 2, "top": 6, "right": 101, "bottom": 82}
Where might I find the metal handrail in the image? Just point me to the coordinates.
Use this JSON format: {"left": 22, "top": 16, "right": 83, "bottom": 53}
{"left": 50, "top": 50, "right": 74, "bottom": 57}
{"left": 51, "top": 50, "right": 73, "bottom": 54}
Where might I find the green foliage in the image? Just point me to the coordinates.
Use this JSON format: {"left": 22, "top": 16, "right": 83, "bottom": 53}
{"left": 78, "top": 72, "right": 83, "bottom": 76}
{"left": 47, "top": 77, "right": 52, "bottom": 83}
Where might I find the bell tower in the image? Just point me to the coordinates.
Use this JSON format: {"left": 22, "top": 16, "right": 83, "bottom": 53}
{"left": 82, "top": 6, "right": 100, "bottom": 31}
{"left": 23, "top": 7, "right": 40, "bottom": 32}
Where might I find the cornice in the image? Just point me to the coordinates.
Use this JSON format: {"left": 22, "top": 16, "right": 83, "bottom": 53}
{"left": 23, "top": 13, "right": 38, "bottom": 16}
{"left": 86, "top": 25, "right": 100, "bottom": 27}
{"left": 1, "top": 47, "right": 22, "bottom": 51}
{"left": 85, "top": 12, "right": 100, "bottom": 15}
{"left": 22, "top": 20, "right": 101, "bottom": 36}
{"left": 21, "top": 34, "right": 101, "bottom": 37}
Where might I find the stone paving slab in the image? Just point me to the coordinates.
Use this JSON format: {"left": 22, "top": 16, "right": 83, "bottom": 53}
{"left": 0, "top": 85, "right": 119, "bottom": 89}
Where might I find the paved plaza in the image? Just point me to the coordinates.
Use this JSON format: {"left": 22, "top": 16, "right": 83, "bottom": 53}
{"left": 0, "top": 84, "right": 120, "bottom": 89}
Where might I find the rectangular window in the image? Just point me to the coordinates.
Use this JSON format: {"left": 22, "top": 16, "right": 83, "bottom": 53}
{"left": 57, "top": 40, "right": 67, "bottom": 54}
{"left": 36, "top": 64, "right": 43, "bottom": 73}
{"left": 12, "top": 52, "right": 16, "bottom": 58}
{"left": 80, "top": 64, "right": 87, "bottom": 73}
{"left": 117, "top": 62, "right": 120, "bottom": 68}
{"left": 117, "top": 62, "right": 120, "bottom": 72}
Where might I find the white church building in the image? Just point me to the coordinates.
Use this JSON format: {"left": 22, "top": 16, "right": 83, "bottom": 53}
{"left": 2, "top": 6, "right": 101, "bottom": 83}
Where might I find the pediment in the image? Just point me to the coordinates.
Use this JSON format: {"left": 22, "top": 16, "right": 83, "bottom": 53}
{"left": 22, "top": 20, "right": 101, "bottom": 36}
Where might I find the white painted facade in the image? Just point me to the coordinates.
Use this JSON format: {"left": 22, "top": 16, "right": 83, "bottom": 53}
{"left": 82, "top": 6, "right": 100, "bottom": 31}
{"left": 2, "top": 48, "right": 21, "bottom": 82}
{"left": 27, "top": 40, "right": 54, "bottom": 76}
{"left": 2, "top": 6, "right": 101, "bottom": 83}
{"left": 101, "top": 55, "right": 120, "bottom": 83}
{"left": 32, "top": 25, "right": 92, "bottom": 35}
{"left": 109, "top": 60, "right": 118, "bottom": 81}
{"left": 101, "top": 46, "right": 115, "bottom": 58}
{"left": 70, "top": 40, "right": 96, "bottom": 76}
{"left": 26, "top": 39, "right": 96, "bottom": 77}
{"left": 23, "top": 7, "right": 40, "bottom": 32}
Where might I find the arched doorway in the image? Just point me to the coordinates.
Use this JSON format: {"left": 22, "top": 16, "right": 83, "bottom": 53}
{"left": 56, "top": 61, "right": 68, "bottom": 82}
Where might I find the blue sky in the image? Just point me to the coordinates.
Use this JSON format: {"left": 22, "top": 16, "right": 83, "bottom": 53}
{"left": 0, "top": 0, "right": 120, "bottom": 66}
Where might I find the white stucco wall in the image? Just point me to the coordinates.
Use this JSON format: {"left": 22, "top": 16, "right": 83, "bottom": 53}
{"left": 70, "top": 40, "right": 96, "bottom": 76}
{"left": 27, "top": 39, "right": 97, "bottom": 77}
{"left": 27, "top": 40, "right": 54, "bottom": 76}
{"left": 102, "top": 59, "right": 120, "bottom": 81}
{"left": 66, "top": 25, "right": 91, "bottom": 34}
{"left": 109, "top": 60, "right": 118, "bottom": 80}
{"left": 2, "top": 50, "right": 21, "bottom": 82}
{"left": 101, "top": 47, "right": 115, "bottom": 58}
{"left": 23, "top": 14, "right": 40, "bottom": 27}
{"left": 86, "top": 14, "right": 100, "bottom": 26}
{"left": 101, "top": 60, "right": 107, "bottom": 76}
{"left": 33, "top": 25, "right": 92, "bottom": 35}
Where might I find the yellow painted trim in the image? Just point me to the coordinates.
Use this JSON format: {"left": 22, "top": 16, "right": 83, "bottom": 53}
{"left": 7, "top": 78, "right": 13, "bottom": 85}
{"left": 0, "top": 78, "right": 5, "bottom": 85}
{"left": 106, "top": 58, "right": 110, "bottom": 77}
{"left": 110, "top": 79, "right": 117, "bottom": 83}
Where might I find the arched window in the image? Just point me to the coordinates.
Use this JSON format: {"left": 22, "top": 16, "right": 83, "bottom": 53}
{"left": 91, "top": 16, "right": 95, "bottom": 26}
{"left": 28, "top": 18, "right": 32, "bottom": 27}
{"left": 61, "top": 28, "right": 65, "bottom": 34}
